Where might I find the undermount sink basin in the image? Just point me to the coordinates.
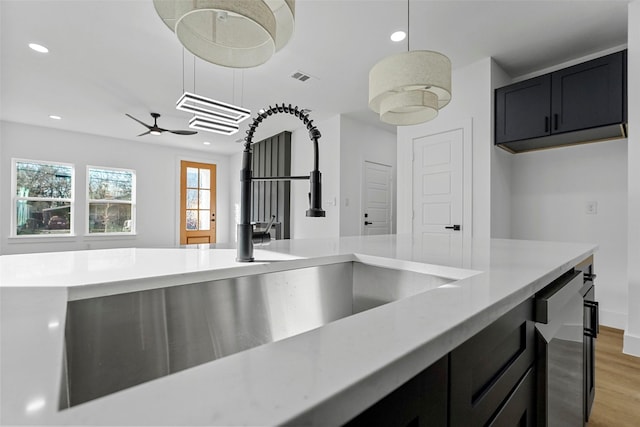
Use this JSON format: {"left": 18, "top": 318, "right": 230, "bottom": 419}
{"left": 61, "top": 261, "right": 454, "bottom": 408}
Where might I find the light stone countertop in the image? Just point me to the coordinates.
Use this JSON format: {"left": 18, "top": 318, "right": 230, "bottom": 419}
{"left": 0, "top": 235, "right": 596, "bottom": 426}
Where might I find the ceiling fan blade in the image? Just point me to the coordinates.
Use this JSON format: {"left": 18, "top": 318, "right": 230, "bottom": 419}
{"left": 137, "top": 131, "right": 151, "bottom": 137}
{"left": 125, "top": 113, "right": 152, "bottom": 129}
{"left": 168, "top": 129, "right": 198, "bottom": 135}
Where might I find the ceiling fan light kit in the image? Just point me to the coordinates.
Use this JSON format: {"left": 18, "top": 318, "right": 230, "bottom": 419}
{"left": 153, "top": 0, "right": 295, "bottom": 68}
{"left": 368, "top": 1, "right": 452, "bottom": 126}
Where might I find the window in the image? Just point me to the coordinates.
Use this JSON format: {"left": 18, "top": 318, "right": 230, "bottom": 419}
{"left": 13, "top": 159, "right": 74, "bottom": 236}
{"left": 87, "top": 166, "right": 136, "bottom": 234}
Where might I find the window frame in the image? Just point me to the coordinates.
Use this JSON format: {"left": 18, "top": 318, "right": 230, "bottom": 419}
{"left": 11, "top": 158, "right": 76, "bottom": 238}
{"left": 85, "top": 165, "right": 136, "bottom": 236}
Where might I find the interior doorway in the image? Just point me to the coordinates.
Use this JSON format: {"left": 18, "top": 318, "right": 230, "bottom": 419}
{"left": 412, "top": 129, "right": 464, "bottom": 263}
{"left": 180, "top": 161, "right": 216, "bottom": 245}
{"left": 362, "top": 161, "right": 392, "bottom": 235}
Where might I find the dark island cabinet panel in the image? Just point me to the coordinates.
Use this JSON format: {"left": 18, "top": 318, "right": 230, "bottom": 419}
{"left": 552, "top": 51, "right": 624, "bottom": 133}
{"left": 449, "top": 299, "right": 536, "bottom": 427}
{"left": 495, "top": 75, "right": 551, "bottom": 144}
{"left": 343, "top": 300, "right": 536, "bottom": 427}
{"left": 344, "top": 356, "right": 448, "bottom": 427}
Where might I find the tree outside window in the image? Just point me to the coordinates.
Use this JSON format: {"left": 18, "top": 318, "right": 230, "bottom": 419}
{"left": 13, "top": 159, "right": 74, "bottom": 236}
{"left": 87, "top": 167, "right": 136, "bottom": 234}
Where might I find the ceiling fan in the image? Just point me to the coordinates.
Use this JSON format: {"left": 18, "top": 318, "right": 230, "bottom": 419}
{"left": 125, "top": 112, "right": 197, "bottom": 136}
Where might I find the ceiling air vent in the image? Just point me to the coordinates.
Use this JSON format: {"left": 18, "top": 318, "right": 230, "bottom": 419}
{"left": 291, "top": 70, "right": 313, "bottom": 82}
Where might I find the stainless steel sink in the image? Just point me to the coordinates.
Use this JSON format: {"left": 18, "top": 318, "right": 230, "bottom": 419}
{"left": 60, "top": 261, "right": 453, "bottom": 408}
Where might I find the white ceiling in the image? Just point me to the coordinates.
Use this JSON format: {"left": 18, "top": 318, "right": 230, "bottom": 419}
{"left": 0, "top": 0, "right": 629, "bottom": 155}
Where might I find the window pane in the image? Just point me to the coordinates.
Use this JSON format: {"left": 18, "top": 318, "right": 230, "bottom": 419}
{"left": 16, "top": 200, "right": 71, "bottom": 235}
{"left": 186, "top": 210, "right": 197, "bottom": 230}
{"left": 187, "top": 167, "right": 198, "bottom": 188}
{"left": 186, "top": 189, "right": 198, "bottom": 209}
{"left": 88, "top": 168, "right": 133, "bottom": 201}
{"left": 88, "top": 203, "right": 132, "bottom": 233}
{"left": 199, "top": 210, "right": 210, "bottom": 230}
{"left": 199, "top": 189, "right": 210, "bottom": 209}
{"left": 200, "top": 169, "right": 210, "bottom": 189}
{"left": 16, "top": 161, "right": 72, "bottom": 198}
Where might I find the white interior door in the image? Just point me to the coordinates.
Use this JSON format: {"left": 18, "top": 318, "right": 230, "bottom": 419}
{"left": 362, "top": 161, "right": 392, "bottom": 235}
{"left": 413, "top": 129, "right": 463, "bottom": 263}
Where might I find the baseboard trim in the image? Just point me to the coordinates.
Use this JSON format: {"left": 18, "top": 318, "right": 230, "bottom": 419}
{"left": 623, "top": 332, "right": 640, "bottom": 357}
{"left": 598, "top": 308, "right": 627, "bottom": 330}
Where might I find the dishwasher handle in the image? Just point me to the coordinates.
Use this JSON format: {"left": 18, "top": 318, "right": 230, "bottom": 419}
{"left": 535, "top": 270, "right": 584, "bottom": 324}
{"left": 584, "top": 300, "right": 599, "bottom": 338}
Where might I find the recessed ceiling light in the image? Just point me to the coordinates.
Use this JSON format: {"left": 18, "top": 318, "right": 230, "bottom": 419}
{"left": 49, "top": 115, "right": 62, "bottom": 120}
{"left": 203, "top": 141, "right": 211, "bottom": 145}
{"left": 390, "top": 31, "right": 406, "bottom": 42}
{"left": 29, "top": 43, "right": 49, "bottom": 53}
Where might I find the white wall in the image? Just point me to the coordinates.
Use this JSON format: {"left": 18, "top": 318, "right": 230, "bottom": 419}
{"left": 625, "top": 0, "right": 640, "bottom": 356}
{"left": 398, "top": 57, "right": 494, "bottom": 239}
{"left": 339, "top": 115, "right": 396, "bottom": 236}
{"left": 0, "top": 121, "right": 232, "bottom": 254}
{"left": 510, "top": 140, "right": 629, "bottom": 329}
{"left": 490, "top": 61, "right": 513, "bottom": 239}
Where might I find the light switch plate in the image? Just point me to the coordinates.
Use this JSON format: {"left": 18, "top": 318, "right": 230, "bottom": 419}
{"left": 585, "top": 201, "right": 598, "bottom": 215}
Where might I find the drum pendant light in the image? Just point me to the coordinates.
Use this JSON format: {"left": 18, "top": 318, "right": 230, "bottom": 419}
{"left": 153, "top": 0, "right": 295, "bottom": 68}
{"left": 368, "top": 0, "right": 451, "bottom": 125}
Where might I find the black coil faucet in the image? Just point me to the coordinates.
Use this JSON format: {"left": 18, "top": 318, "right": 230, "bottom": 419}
{"left": 237, "top": 104, "right": 325, "bottom": 262}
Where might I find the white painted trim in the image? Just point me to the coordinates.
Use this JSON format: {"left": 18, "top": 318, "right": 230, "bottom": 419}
{"left": 598, "top": 308, "right": 628, "bottom": 330}
{"left": 623, "top": 332, "right": 640, "bottom": 358}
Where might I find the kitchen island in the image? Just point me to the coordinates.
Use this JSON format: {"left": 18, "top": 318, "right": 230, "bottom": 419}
{"left": 0, "top": 235, "right": 596, "bottom": 426}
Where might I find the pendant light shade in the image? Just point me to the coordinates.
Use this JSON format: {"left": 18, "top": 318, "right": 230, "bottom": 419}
{"left": 369, "top": 50, "right": 451, "bottom": 125}
{"left": 153, "top": 0, "right": 295, "bottom": 68}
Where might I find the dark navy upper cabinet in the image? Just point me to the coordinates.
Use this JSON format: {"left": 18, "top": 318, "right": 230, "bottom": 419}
{"left": 495, "top": 74, "right": 551, "bottom": 144}
{"left": 552, "top": 51, "right": 624, "bottom": 133}
{"left": 495, "top": 50, "right": 627, "bottom": 153}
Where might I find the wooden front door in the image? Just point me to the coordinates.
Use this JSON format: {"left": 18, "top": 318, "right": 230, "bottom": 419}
{"left": 180, "top": 161, "right": 216, "bottom": 245}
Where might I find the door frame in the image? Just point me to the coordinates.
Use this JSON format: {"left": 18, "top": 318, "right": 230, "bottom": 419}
{"left": 360, "top": 160, "right": 393, "bottom": 235}
{"left": 397, "top": 118, "right": 473, "bottom": 260}
{"left": 175, "top": 156, "right": 221, "bottom": 246}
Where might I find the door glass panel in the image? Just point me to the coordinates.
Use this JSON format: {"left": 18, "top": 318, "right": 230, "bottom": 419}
{"left": 186, "top": 189, "right": 198, "bottom": 209}
{"left": 186, "top": 168, "right": 198, "bottom": 188}
{"left": 199, "top": 169, "right": 210, "bottom": 189}
{"left": 199, "top": 189, "right": 210, "bottom": 209}
{"left": 186, "top": 210, "right": 197, "bottom": 230}
{"left": 199, "top": 210, "right": 210, "bottom": 230}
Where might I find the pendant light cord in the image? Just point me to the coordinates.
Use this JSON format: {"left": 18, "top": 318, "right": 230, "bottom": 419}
{"left": 407, "top": 0, "right": 410, "bottom": 52}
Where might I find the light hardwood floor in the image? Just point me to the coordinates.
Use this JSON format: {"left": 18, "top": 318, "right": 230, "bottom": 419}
{"left": 587, "top": 326, "right": 640, "bottom": 427}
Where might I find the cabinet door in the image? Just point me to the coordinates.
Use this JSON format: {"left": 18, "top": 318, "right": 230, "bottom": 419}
{"left": 344, "top": 356, "right": 448, "bottom": 427}
{"left": 551, "top": 51, "right": 624, "bottom": 133}
{"left": 449, "top": 299, "right": 535, "bottom": 427}
{"left": 495, "top": 74, "right": 551, "bottom": 144}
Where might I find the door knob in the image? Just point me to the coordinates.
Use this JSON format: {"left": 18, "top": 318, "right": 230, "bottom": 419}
{"left": 364, "top": 221, "right": 372, "bottom": 225}
{"left": 445, "top": 224, "right": 461, "bottom": 231}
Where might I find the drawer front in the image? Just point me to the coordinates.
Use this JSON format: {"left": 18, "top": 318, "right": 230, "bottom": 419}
{"left": 449, "top": 299, "right": 535, "bottom": 427}
{"left": 487, "top": 366, "right": 536, "bottom": 427}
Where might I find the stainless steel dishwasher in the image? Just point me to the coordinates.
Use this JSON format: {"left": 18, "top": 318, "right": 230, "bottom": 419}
{"left": 535, "top": 269, "right": 585, "bottom": 426}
